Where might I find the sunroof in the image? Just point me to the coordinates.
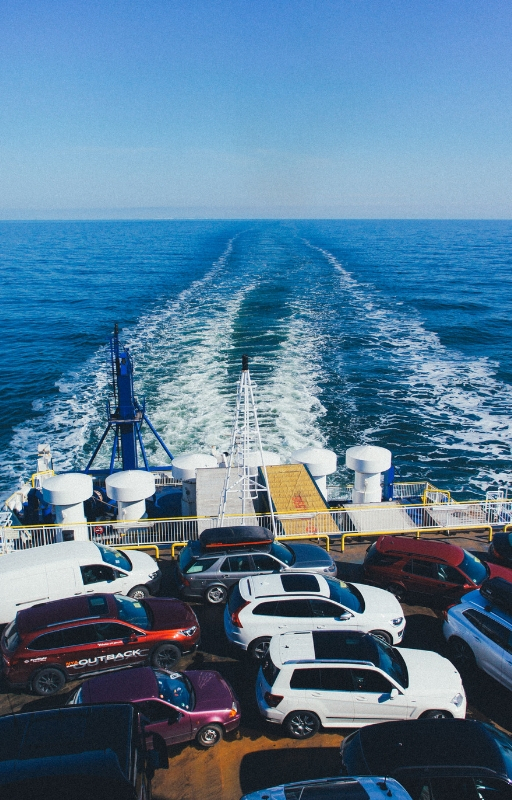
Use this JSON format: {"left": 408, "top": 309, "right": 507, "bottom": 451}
{"left": 280, "top": 574, "right": 320, "bottom": 593}
{"left": 313, "top": 631, "right": 378, "bottom": 663}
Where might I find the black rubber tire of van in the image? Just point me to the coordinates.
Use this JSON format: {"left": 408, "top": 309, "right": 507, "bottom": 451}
{"left": 284, "top": 710, "right": 320, "bottom": 739}
{"left": 205, "top": 584, "right": 228, "bottom": 605}
{"left": 32, "top": 666, "right": 66, "bottom": 696}
{"left": 151, "top": 643, "right": 182, "bottom": 670}
{"left": 128, "top": 585, "right": 150, "bottom": 600}
{"left": 196, "top": 723, "right": 224, "bottom": 748}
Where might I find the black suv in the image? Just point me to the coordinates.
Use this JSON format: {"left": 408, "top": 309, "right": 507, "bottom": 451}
{"left": 341, "top": 718, "right": 512, "bottom": 800}
{"left": 177, "top": 526, "right": 337, "bottom": 604}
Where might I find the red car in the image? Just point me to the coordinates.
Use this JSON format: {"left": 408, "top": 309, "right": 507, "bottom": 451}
{"left": 1, "top": 593, "right": 200, "bottom": 696}
{"left": 363, "top": 536, "right": 512, "bottom": 604}
{"left": 68, "top": 666, "right": 241, "bottom": 748}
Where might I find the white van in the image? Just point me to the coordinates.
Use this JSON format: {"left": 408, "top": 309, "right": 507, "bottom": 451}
{"left": 0, "top": 541, "right": 161, "bottom": 625}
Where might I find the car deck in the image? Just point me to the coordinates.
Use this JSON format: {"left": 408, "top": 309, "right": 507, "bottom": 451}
{"left": 1, "top": 528, "right": 510, "bottom": 800}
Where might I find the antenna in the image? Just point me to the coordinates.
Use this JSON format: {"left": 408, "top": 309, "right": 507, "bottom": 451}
{"left": 218, "top": 356, "right": 276, "bottom": 534}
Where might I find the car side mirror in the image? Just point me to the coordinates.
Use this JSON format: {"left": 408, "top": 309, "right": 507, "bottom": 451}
{"left": 390, "top": 688, "right": 399, "bottom": 699}
{"left": 337, "top": 612, "right": 353, "bottom": 621}
{"left": 168, "top": 711, "right": 183, "bottom": 725}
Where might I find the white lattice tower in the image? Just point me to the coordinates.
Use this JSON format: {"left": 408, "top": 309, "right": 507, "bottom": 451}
{"left": 218, "top": 356, "right": 276, "bottom": 533}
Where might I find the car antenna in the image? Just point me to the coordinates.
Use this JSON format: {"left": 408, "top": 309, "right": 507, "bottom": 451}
{"left": 377, "top": 777, "right": 393, "bottom": 797}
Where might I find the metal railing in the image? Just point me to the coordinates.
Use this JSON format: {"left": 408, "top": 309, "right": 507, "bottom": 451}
{"left": 2, "top": 496, "right": 512, "bottom": 555}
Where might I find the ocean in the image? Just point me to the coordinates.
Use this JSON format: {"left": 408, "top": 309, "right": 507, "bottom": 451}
{"left": 1, "top": 219, "right": 511, "bottom": 499}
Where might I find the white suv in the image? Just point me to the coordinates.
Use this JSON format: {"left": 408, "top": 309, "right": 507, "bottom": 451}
{"left": 256, "top": 630, "right": 466, "bottom": 738}
{"left": 224, "top": 572, "right": 406, "bottom": 659}
{"left": 443, "top": 577, "right": 512, "bottom": 690}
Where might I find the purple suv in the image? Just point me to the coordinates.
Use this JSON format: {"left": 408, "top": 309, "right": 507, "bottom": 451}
{"left": 68, "top": 666, "right": 241, "bottom": 748}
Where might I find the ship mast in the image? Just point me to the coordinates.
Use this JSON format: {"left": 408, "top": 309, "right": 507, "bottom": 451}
{"left": 218, "top": 356, "right": 276, "bottom": 534}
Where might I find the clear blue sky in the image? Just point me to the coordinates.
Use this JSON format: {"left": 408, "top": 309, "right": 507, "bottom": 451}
{"left": 1, "top": 0, "right": 511, "bottom": 218}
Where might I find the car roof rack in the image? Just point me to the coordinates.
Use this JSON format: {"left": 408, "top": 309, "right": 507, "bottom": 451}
{"left": 199, "top": 525, "right": 274, "bottom": 551}
{"left": 480, "top": 577, "right": 512, "bottom": 616}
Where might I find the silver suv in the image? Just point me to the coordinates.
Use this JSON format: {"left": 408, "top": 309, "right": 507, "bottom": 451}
{"left": 176, "top": 527, "right": 337, "bottom": 604}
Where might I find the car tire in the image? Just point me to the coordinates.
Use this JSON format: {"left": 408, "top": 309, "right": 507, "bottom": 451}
{"left": 128, "top": 585, "right": 150, "bottom": 600}
{"left": 151, "top": 643, "right": 182, "bottom": 670}
{"left": 32, "top": 667, "right": 66, "bottom": 696}
{"left": 421, "top": 710, "right": 453, "bottom": 719}
{"left": 385, "top": 583, "right": 405, "bottom": 602}
{"left": 196, "top": 723, "right": 223, "bottom": 748}
{"left": 369, "top": 630, "right": 393, "bottom": 645}
{"left": 249, "top": 637, "right": 271, "bottom": 661}
{"left": 284, "top": 710, "right": 320, "bottom": 739}
{"left": 448, "top": 637, "right": 477, "bottom": 671}
{"left": 205, "top": 585, "right": 228, "bottom": 605}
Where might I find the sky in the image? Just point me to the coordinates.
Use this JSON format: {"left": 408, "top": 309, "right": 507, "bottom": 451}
{"left": 0, "top": 0, "right": 511, "bottom": 219}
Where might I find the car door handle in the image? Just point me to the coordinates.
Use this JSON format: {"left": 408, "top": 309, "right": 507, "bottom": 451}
{"left": 312, "top": 692, "right": 322, "bottom": 697}
{"left": 316, "top": 625, "right": 327, "bottom": 629}
{"left": 356, "top": 696, "right": 367, "bottom": 701}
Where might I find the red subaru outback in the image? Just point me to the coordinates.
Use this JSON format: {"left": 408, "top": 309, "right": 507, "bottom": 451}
{"left": 0, "top": 593, "right": 200, "bottom": 696}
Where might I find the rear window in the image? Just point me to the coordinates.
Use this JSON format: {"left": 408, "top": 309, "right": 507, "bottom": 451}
{"left": 96, "top": 545, "right": 132, "bottom": 572}
{"left": 184, "top": 557, "right": 218, "bottom": 574}
{"left": 280, "top": 574, "right": 320, "bottom": 593}
{"left": 3, "top": 621, "right": 20, "bottom": 653}
{"left": 326, "top": 579, "right": 364, "bottom": 613}
{"left": 262, "top": 655, "right": 280, "bottom": 687}
{"left": 460, "top": 550, "right": 488, "bottom": 585}
{"left": 365, "top": 543, "right": 401, "bottom": 568}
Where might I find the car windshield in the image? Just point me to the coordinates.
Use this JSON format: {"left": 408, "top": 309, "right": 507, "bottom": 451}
{"left": 326, "top": 579, "right": 364, "bottom": 613}
{"left": 96, "top": 544, "right": 132, "bottom": 572}
{"left": 374, "top": 638, "right": 409, "bottom": 688}
{"left": 270, "top": 541, "right": 295, "bottom": 566}
{"left": 114, "top": 595, "right": 151, "bottom": 630}
{"left": 155, "top": 670, "right": 195, "bottom": 711}
{"left": 460, "top": 550, "right": 488, "bottom": 585}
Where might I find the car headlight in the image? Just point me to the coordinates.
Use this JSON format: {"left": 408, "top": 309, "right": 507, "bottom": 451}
{"left": 149, "top": 570, "right": 160, "bottom": 579}
{"left": 391, "top": 617, "right": 404, "bottom": 627}
{"left": 451, "top": 693, "right": 464, "bottom": 707}
{"left": 180, "top": 626, "right": 198, "bottom": 637}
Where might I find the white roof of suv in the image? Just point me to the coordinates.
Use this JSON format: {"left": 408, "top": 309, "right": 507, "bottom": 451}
{"left": 240, "top": 572, "right": 332, "bottom": 599}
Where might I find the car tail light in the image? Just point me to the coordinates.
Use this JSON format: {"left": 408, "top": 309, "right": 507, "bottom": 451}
{"left": 181, "top": 577, "right": 190, "bottom": 587}
{"left": 442, "top": 603, "right": 458, "bottom": 622}
{"left": 264, "top": 692, "right": 283, "bottom": 708}
{"left": 231, "top": 601, "right": 250, "bottom": 628}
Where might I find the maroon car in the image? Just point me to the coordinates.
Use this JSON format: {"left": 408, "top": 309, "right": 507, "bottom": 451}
{"left": 68, "top": 666, "right": 241, "bottom": 748}
{"left": 363, "top": 536, "right": 512, "bottom": 604}
{"left": 1, "top": 593, "right": 200, "bottom": 695}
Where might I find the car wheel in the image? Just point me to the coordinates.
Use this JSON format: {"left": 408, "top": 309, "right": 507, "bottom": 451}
{"left": 32, "top": 667, "right": 66, "bottom": 696}
{"left": 249, "top": 637, "right": 271, "bottom": 661}
{"left": 369, "top": 630, "right": 393, "bottom": 645}
{"left": 205, "top": 584, "right": 228, "bottom": 604}
{"left": 128, "top": 585, "right": 150, "bottom": 600}
{"left": 421, "top": 710, "right": 453, "bottom": 719}
{"left": 196, "top": 723, "right": 223, "bottom": 748}
{"left": 284, "top": 710, "right": 320, "bottom": 739}
{"left": 151, "top": 643, "right": 182, "bottom": 670}
{"left": 385, "top": 583, "right": 405, "bottom": 602}
{"left": 448, "top": 637, "right": 477, "bottom": 671}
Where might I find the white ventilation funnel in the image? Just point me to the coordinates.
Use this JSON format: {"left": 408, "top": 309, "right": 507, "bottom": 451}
{"left": 171, "top": 453, "right": 218, "bottom": 482}
{"left": 346, "top": 445, "right": 391, "bottom": 504}
{"left": 105, "top": 470, "right": 156, "bottom": 521}
{"left": 42, "top": 473, "right": 93, "bottom": 542}
{"left": 291, "top": 447, "right": 337, "bottom": 500}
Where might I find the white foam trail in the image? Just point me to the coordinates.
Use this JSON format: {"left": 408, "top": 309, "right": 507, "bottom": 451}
{"left": 307, "top": 241, "right": 512, "bottom": 490}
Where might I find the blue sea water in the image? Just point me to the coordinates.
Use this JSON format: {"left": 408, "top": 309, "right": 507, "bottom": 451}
{"left": 1, "top": 219, "right": 511, "bottom": 499}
